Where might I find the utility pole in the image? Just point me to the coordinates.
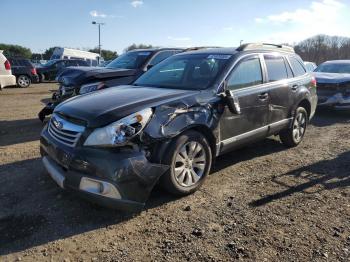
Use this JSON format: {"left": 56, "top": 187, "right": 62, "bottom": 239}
{"left": 92, "top": 21, "right": 105, "bottom": 60}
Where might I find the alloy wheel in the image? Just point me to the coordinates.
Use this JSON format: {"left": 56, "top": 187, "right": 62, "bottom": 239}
{"left": 174, "top": 141, "right": 206, "bottom": 187}
{"left": 18, "top": 76, "right": 30, "bottom": 87}
{"left": 293, "top": 112, "right": 306, "bottom": 143}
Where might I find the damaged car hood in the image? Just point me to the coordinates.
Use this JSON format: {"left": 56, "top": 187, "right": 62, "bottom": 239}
{"left": 313, "top": 72, "right": 350, "bottom": 84}
{"left": 57, "top": 67, "right": 138, "bottom": 87}
{"left": 55, "top": 85, "right": 199, "bottom": 127}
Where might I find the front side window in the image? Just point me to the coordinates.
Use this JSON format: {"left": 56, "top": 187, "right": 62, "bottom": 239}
{"left": 289, "top": 56, "right": 306, "bottom": 76}
{"left": 264, "top": 55, "right": 289, "bottom": 82}
{"left": 148, "top": 51, "right": 174, "bottom": 66}
{"left": 227, "top": 57, "right": 263, "bottom": 90}
{"left": 107, "top": 51, "right": 152, "bottom": 69}
{"left": 134, "top": 54, "right": 231, "bottom": 90}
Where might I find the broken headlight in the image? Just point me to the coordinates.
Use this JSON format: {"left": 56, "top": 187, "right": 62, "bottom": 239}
{"left": 84, "top": 108, "right": 153, "bottom": 147}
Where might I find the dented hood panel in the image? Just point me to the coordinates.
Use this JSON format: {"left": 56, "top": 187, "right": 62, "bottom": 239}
{"left": 57, "top": 67, "right": 138, "bottom": 86}
{"left": 314, "top": 72, "right": 350, "bottom": 84}
{"left": 55, "top": 85, "right": 199, "bottom": 128}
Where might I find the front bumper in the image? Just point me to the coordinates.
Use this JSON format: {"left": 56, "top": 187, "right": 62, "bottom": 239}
{"left": 318, "top": 93, "right": 350, "bottom": 110}
{"left": 40, "top": 128, "right": 169, "bottom": 210}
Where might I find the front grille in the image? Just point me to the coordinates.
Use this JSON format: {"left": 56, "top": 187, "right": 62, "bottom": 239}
{"left": 317, "top": 83, "right": 340, "bottom": 96}
{"left": 48, "top": 114, "right": 85, "bottom": 147}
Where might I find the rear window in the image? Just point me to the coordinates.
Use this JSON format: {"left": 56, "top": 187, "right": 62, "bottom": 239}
{"left": 264, "top": 55, "right": 289, "bottom": 82}
{"left": 289, "top": 56, "right": 306, "bottom": 77}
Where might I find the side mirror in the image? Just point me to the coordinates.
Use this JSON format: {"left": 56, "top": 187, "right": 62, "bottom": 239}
{"left": 217, "top": 79, "right": 241, "bottom": 116}
{"left": 225, "top": 90, "right": 241, "bottom": 114}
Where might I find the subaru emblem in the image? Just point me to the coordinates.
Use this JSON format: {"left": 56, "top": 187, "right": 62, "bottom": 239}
{"left": 52, "top": 117, "right": 63, "bottom": 130}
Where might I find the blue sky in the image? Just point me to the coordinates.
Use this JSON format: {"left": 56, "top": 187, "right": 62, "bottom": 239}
{"left": 1, "top": 0, "right": 350, "bottom": 54}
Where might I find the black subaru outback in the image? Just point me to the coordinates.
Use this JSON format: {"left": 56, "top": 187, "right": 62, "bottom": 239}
{"left": 40, "top": 44, "right": 317, "bottom": 210}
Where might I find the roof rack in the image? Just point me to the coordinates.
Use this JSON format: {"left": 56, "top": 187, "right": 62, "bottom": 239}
{"left": 184, "top": 46, "right": 221, "bottom": 51}
{"left": 236, "top": 43, "right": 295, "bottom": 53}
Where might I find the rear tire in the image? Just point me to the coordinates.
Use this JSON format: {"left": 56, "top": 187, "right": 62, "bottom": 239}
{"left": 39, "top": 74, "right": 45, "bottom": 83}
{"left": 17, "top": 75, "right": 31, "bottom": 88}
{"left": 160, "top": 130, "right": 212, "bottom": 195}
{"left": 279, "top": 107, "right": 308, "bottom": 147}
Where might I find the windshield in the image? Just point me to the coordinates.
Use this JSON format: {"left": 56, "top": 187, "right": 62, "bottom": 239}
{"left": 134, "top": 54, "right": 232, "bottom": 90}
{"left": 43, "top": 60, "right": 58, "bottom": 67}
{"left": 106, "top": 51, "right": 152, "bottom": 69}
{"left": 315, "top": 62, "right": 350, "bottom": 74}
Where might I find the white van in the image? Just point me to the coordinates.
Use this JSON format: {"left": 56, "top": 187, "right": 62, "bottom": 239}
{"left": 50, "top": 48, "right": 101, "bottom": 66}
{"left": 0, "top": 51, "right": 16, "bottom": 90}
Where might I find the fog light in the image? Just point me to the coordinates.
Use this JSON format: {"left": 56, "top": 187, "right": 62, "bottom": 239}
{"left": 79, "top": 177, "right": 121, "bottom": 199}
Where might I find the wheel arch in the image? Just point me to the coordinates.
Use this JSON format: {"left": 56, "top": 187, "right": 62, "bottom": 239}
{"left": 152, "top": 124, "right": 218, "bottom": 164}
{"left": 297, "top": 99, "right": 311, "bottom": 120}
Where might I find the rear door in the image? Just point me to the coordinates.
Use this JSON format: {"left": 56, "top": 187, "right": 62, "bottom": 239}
{"left": 220, "top": 54, "right": 270, "bottom": 150}
{"left": 262, "top": 54, "right": 294, "bottom": 128}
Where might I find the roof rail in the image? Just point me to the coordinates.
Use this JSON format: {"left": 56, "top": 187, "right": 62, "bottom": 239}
{"left": 184, "top": 46, "right": 221, "bottom": 51}
{"left": 236, "top": 43, "right": 295, "bottom": 53}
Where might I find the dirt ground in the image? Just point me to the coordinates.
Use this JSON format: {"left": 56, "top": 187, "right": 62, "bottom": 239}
{"left": 0, "top": 83, "right": 349, "bottom": 262}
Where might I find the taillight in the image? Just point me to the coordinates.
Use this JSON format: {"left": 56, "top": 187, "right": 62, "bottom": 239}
{"left": 311, "top": 77, "right": 317, "bottom": 88}
{"left": 31, "top": 68, "right": 37, "bottom": 75}
{"left": 4, "top": 60, "right": 11, "bottom": 70}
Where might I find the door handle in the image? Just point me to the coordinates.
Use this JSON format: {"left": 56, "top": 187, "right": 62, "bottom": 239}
{"left": 291, "top": 84, "right": 299, "bottom": 91}
{"left": 258, "top": 92, "right": 269, "bottom": 100}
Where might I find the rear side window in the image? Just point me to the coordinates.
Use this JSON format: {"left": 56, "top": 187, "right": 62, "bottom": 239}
{"left": 264, "top": 55, "right": 289, "bottom": 82}
{"left": 9, "top": 58, "right": 18, "bottom": 66}
{"left": 289, "top": 56, "right": 306, "bottom": 76}
{"left": 227, "top": 57, "right": 263, "bottom": 90}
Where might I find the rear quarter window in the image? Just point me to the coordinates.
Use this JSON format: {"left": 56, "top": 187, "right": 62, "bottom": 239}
{"left": 289, "top": 56, "right": 306, "bottom": 77}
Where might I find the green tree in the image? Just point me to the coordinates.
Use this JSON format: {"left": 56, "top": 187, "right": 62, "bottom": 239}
{"left": 31, "top": 53, "right": 43, "bottom": 60}
{"left": 43, "top": 47, "right": 58, "bottom": 60}
{"left": 88, "top": 48, "right": 118, "bottom": 61}
{"left": 0, "top": 43, "right": 32, "bottom": 59}
{"left": 124, "top": 43, "right": 154, "bottom": 52}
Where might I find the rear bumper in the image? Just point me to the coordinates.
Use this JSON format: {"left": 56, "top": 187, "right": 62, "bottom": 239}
{"left": 318, "top": 93, "right": 350, "bottom": 110}
{"left": 0, "top": 75, "right": 16, "bottom": 88}
{"left": 40, "top": 128, "right": 169, "bottom": 210}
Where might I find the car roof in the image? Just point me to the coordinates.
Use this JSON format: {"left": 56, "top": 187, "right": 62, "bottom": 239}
{"left": 180, "top": 47, "right": 239, "bottom": 56}
{"left": 180, "top": 45, "right": 296, "bottom": 56}
{"left": 322, "top": 60, "right": 350, "bottom": 64}
{"left": 129, "top": 48, "right": 185, "bottom": 52}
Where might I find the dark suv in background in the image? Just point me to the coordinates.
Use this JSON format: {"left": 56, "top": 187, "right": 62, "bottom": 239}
{"left": 8, "top": 57, "right": 39, "bottom": 88}
{"left": 36, "top": 59, "right": 89, "bottom": 82}
{"left": 313, "top": 60, "right": 350, "bottom": 110}
{"left": 40, "top": 44, "right": 317, "bottom": 210}
{"left": 38, "top": 48, "right": 183, "bottom": 121}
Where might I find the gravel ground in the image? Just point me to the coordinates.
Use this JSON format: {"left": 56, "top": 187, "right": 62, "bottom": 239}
{"left": 0, "top": 84, "right": 349, "bottom": 262}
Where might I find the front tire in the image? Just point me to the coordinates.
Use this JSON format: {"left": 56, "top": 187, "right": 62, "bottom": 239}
{"left": 160, "top": 130, "right": 212, "bottom": 195}
{"left": 279, "top": 107, "right": 308, "bottom": 147}
{"left": 17, "top": 75, "right": 31, "bottom": 88}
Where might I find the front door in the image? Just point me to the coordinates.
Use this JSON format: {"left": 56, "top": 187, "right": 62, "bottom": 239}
{"left": 219, "top": 55, "right": 270, "bottom": 152}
